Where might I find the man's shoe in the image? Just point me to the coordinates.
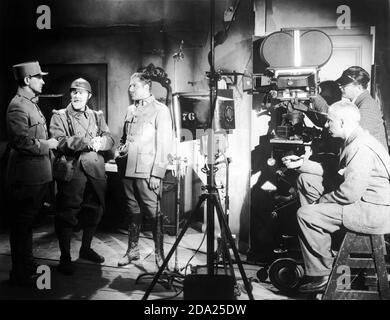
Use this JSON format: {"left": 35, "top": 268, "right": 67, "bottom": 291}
{"left": 299, "top": 275, "right": 329, "bottom": 293}
{"left": 57, "top": 260, "right": 75, "bottom": 276}
{"left": 79, "top": 248, "right": 105, "bottom": 264}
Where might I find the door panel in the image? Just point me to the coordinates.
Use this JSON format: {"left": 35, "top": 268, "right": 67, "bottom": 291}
{"left": 319, "top": 33, "right": 373, "bottom": 84}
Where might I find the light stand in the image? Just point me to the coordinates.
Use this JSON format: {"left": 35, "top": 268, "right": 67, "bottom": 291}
{"left": 142, "top": 0, "right": 253, "bottom": 300}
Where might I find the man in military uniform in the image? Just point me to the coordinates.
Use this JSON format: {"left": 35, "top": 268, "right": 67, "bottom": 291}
{"left": 6, "top": 61, "right": 59, "bottom": 286}
{"left": 116, "top": 72, "right": 173, "bottom": 268}
{"left": 50, "top": 78, "right": 114, "bottom": 275}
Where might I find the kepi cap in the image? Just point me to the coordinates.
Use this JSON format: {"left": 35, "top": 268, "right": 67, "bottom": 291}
{"left": 12, "top": 61, "right": 48, "bottom": 81}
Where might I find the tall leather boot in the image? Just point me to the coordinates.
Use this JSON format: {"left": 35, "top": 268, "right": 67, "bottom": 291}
{"left": 24, "top": 227, "right": 39, "bottom": 276}
{"left": 79, "top": 226, "right": 105, "bottom": 263}
{"left": 118, "top": 222, "right": 141, "bottom": 266}
{"left": 55, "top": 223, "right": 75, "bottom": 276}
{"left": 151, "top": 215, "right": 165, "bottom": 269}
{"left": 9, "top": 225, "right": 38, "bottom": 286}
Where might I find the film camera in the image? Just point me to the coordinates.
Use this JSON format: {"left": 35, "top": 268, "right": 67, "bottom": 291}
{"left": 245, "top": 29, "right": 333, "bottom": 143}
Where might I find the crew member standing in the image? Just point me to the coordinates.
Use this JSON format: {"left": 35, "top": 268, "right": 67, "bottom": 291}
{"left": 6, "top": 61, "right": 59, "bottom": 286}
{"left": 50, "top": 78, "right": 114, "bottom": 275}
{"left": 116, "top": 72, "right": 173, "bottom": 268}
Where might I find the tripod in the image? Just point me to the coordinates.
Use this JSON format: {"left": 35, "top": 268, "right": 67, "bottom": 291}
{"left": 212, "top": 154, "right": 242, "bottom": 297}
{"left": 142, "top": 177, "right": 254, "bottom": 299}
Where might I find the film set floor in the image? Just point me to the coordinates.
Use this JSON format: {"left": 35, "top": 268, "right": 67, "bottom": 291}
{"left": 0, "top": 214, "right": 303, "bottom": 300}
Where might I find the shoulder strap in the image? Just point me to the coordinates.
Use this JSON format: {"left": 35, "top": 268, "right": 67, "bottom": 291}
{"left": 93, "top": 110, "right": 101, "bottom": 136}
{"left": 65, "top": 110, "right": 75, "bottom": 136}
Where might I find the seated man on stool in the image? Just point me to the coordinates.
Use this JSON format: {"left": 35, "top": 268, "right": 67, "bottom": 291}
{"left": 282, "top": 100, "right": 390, "bottom": 293}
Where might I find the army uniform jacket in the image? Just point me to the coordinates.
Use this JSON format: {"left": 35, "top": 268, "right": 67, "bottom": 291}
{"left": 50, "top": 104, "right": 114, "bottom": 180}
{"left": 117, "top": 95, "right": 173, "bottom": 179}
{"left": 6, "top": 87, "right": 52, "bottom": 185}
{"left": 302, "top": 127, "right": 390, "bottom": 234}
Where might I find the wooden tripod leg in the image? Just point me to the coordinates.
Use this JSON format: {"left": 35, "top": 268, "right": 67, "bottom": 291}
{"left": 142, "top": 194, "right": 208, "bottom": 300}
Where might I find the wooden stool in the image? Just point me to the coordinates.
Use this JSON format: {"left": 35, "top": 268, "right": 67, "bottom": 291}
{"left": 323, "top": 231, "right": 390, "bottom": 300}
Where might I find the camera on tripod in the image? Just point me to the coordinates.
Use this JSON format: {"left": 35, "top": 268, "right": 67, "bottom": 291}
{"left": 247, "top": 29, "right": 334, "bottom": 295}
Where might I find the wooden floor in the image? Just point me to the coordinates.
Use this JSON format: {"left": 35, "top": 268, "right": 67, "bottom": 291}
{"left": 0, "top": 216, "right": 298, "bottom": 300}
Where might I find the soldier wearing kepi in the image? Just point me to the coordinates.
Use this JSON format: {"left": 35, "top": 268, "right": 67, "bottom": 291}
{"left": 6, "top": 61, "right": 59, "bottom": 286}
{"left": 116, "top": 72, "right": 173, "bottom": 268}
{"left": 50, "top": 78, "right": 114, "bottom": 275}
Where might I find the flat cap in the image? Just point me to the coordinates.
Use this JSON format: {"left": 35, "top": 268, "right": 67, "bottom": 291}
{"left": 336, "top": 66, "right": 370, "bottom": 87}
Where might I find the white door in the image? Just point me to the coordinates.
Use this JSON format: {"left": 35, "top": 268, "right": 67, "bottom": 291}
{"left": 318, "top": 27, "right": 374, "bottom": 87}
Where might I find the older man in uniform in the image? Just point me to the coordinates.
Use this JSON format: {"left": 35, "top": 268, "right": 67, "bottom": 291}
{"left": 116, "top": 72, "right": 173, "bottom": 267}
{"left": 6, "top": 61, "right": 59, "bottom": 286}
{"left": 283, "top": 100, "right": 390, "bottom": 293}
{"left": 50, "top": 78, "right": 114, "bottom": 275}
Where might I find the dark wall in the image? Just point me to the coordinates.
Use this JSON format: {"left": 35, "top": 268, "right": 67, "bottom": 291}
{"left": 0, "top": 0, "right": 212, "bottom": 142}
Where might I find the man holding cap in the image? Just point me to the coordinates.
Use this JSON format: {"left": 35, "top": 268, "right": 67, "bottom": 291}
{"left": 50, "top": 78, "right": 114, "bottom": 275}
{"left": 336, "top": 66, "right": 388, "bottom": 149}
{"left": 5, "top": 61, "right": 59, "bottom": 287}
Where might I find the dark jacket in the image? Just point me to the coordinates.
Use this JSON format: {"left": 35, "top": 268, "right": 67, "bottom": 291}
{"left": 6, "top": 87, "right": 53, "bottom": 185}
{"left": 50, "top": 104, "right": 114, "bottom": 180}
{"left": 354, "top": 90, "right": 388, "bottom": 149}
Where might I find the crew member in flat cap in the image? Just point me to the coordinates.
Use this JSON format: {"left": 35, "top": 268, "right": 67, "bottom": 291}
{"left": 5, "top": 61, "right": 59, "bottom": 286}
{"left": 50, "top": 78, "right": 114, "bottom": 275}
{"left": 336, "top": 66, "right": 388, "bottom": 149}
{"left": 115, "top": 72, "right": 173, "bottom": 268}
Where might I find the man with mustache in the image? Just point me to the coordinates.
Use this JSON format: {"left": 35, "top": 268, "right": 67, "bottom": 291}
{"left": 50, "top": 78, "right": 114, "bottom": 275}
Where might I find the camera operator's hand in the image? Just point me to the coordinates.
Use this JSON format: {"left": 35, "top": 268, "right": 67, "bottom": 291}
{"left": 282, "top": 155, "right": 304, "bottom": 169}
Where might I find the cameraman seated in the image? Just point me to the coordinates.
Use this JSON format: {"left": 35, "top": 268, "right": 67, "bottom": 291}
{"left": 282, "top": 100, "right": 390, "bottom": 293}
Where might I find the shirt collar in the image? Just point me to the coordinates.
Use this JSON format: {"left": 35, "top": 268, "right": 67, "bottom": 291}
{"left": 66, "top": 103, "right": 91, "bottom": 118}
{"left": 135, "top": 95, "right": 155, "bottom": 107}
{"left": 345, "top": 126, "right": 365, "bottom": 147}
{"left": 17, "top": 87, "right": 39, "bottom": 103}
